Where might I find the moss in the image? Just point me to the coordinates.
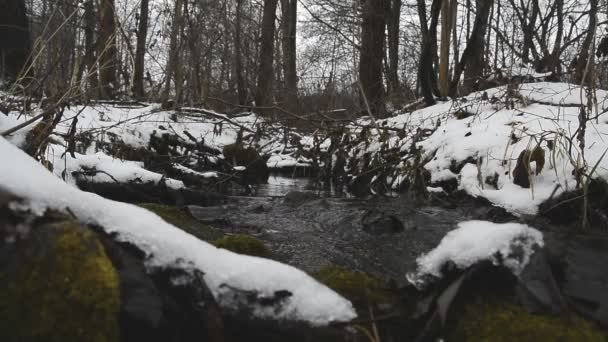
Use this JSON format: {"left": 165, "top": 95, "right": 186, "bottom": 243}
{"left": 449, "top": 300, "right": 607, "bottom": 342}
{"left": 137, "top": 203, "right": 222, "bottom": 241}
{"left": 212, "top": 234, "right": 270, "bottom": 258}
{"left": 311, "top": 265, "right": 395, "bottom": 308}
{"left": 0, "top": 220, "right": 120, "bottom": 342}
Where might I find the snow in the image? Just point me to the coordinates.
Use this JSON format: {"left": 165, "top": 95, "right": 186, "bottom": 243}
{"left": 47, "top": 147, "right": 184, "bottom": 189}
{"left": 173, "top": 164, "right": 218, "bottom": 178}
{"left": 407, "top": 220, "right": 544, "bottom": 289}
{"left": 341, "top": 82, "right": 608, "bottom": 215}
{"left": 0, "top": 113, "right": 28, "bottom": 147}
{"left": 0, "top": 137, "right": 356, "bottom": 326}
{"left": 267, "top": 154, "right": 311, "bottom": 169}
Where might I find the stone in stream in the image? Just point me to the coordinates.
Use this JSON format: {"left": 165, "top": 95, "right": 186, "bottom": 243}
{"left": 361, "top": 209, "right": 405, "bottom": 235}
{"left": 283, "top": 190, "right": 319, "bottom": 207}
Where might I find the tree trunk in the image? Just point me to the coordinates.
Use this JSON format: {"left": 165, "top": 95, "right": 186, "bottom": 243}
{"left": 387, "top": 0, "right": 401, "bottom": 99}
{"left": 572, "top": 0, "right": 598, "bottom": 85}
{"left": 360, "top": 0, "right": 386, "bottom": 117}
{"left": 161, "top": 0, "right": 184, "bottom": 109}
{"left": 254, "top": 0, "right": 279, "bottom": 109}
{"left": 0, "top": 0, "right": 31, "bottom": 84}
{"left": 417, "top": 0, "right": 441, "bottom": 106}
{"left": 280, "top": 0, "right": 298, "bottom": 112}
{"left": 439, "top": 0, "right": 452, "bottom": 97}
{"left": 75, "top": 0, "right": 99, "bottom": 99}
{"left": 450, "top": 0, "right": 493, "bottom": 96}
{"left": 133, "top": 0, "right": 149, "bottom": 100}
{"left": 98, "top": 0, "right": 118, "bottom": 99}
{"left": 234, "top": 0, "right": 247, "bottom": 105}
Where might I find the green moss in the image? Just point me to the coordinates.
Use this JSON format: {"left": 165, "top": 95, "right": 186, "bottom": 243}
{"left": 449, "top": 300, "right": 607, "bottom": 342}
{"left": 0, "top": 220, "right": 120, "bottom": 342}
{"left": 137, "top": 203, "right": 222, "bottom": 241}
{"left": 212, "top": 234, "right": 270, "bottom": 258}
{"left": 311, "top": 265, "right": 395, "bottom": 308}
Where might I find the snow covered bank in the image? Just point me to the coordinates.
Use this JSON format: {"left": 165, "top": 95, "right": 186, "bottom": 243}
{"left": 332, "top": 82, "right": 608, "bottom": 215}
{"left": 407, "top": 220, "right": 543, "bottom": 289}
{"left": 0, "top": 137, "right": 356, "bottom": 326}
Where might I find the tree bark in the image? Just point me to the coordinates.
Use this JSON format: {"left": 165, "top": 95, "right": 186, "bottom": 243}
{"left": 98, "top": 0, "right": 118, "bottom": 99}
{"left": 439, "top": 0, "right": 452, "bottom": 97}
{"left": 254, "top": 0, "right": 279, "bottom": 109}
{"left": 387, "top": 0, "right": 401, "bottom": 99}
{"left": 360, "top": 0, "right": 386, "bottom": 117}
{"left": 450, "top": 0, "right": 493, "bottom": 96}
{"left": 280, "top": 0, "right": 298, "bottom": 112}
{"left": 161, "top": 0, "right": 184, "bottom": 109}
{"left": 234, "top": 0, "right": 247, "bottom": 105}
{"left": 572, "top": 0, "right": 598, "bottom": 85}
{"left": 417, "top": 0, "right": 441, "bottom": 106}
{"left": 133, "top": 0, "right": 149, "bottom": 100}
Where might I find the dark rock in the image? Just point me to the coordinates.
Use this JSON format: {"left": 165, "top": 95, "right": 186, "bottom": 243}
{"left": 361, "top": 209, "right": 404, "bottom": 235}
{"left": 516, "top": 249, "right": 566, "bottom": 315}
{"left": 560, "top": 234, "right": 608, "bottom": 328}
{"left": 539, "top": 178, "right": 608, "bottom": 229}
{"left": 283, "top": 190, "right": 319, "bottom": 207}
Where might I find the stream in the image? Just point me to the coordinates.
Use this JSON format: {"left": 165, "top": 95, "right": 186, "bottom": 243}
{"left": 190, "top": 175, "right": 514, "bottom": 284}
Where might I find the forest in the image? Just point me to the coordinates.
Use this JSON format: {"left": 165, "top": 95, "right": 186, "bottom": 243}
{"left": 1, "top": 0, "right": 608, "bottom": 341}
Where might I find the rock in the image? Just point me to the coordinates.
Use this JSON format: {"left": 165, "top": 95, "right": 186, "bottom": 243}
{"left": 560, "top": 235, "right": 608, "bottom": 328}
{"left": 283, "top": 190, "right": 319, "bottom": 207}
{"left": 516, "top": 249, "right": 566, "bottom": 315}
{"left": 361, "top": 209, "right": 404, "bottom": 235}
{"left": 411, "top": 261, "right": 607, "bottom": 341}
{"left": 0, "top": 205, "right": 121, "bottom": 341}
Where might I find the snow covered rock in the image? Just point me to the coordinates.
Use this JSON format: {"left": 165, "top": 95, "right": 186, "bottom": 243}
{"left": 0, "top": 137, "right": 356, "bottom": 327}
{"left": 407, "top": 220, "right": 544, "bottom": 289}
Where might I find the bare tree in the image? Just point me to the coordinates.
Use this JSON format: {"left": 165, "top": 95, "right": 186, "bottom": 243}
{"left": 281, "top": 0, "right": 298, "bottom": 112}
{"left": 255, "top": 0, "right": 279, "bottom": 109}
{"left": 98, "top": 0, "right": 118, "bottom": 99}
{"left": 133, "top": 0, "right": 149, "bottom": 100}
{"left": 360, "top": 0, "right": 386, "bottom": 117}
{"left": 417, "top": 0, "right": 442, "bottom": 106}
{"left": 386, "top": 0, "right": 401, "bottom": 100}
{"left": 450, "top": 0, "right": 493, "bottom": 96}
{"left": 161, "top": 0, "right": 184, "bottom": 109}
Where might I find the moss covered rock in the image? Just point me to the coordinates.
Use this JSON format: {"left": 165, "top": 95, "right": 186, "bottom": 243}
{"left": 0, "top": 219, "right": 120, "bottom": 342}
{"left": 212, "top": 234, "right": 270, "bottom": 258}
{"left": 312, "top": 265, "right": 395, "bottom": 309}
{"left": 137, "top": 203, "right": 222, "bottom": 241}
{"left": 448, "top": 300, "right": 607, "bottom": 342}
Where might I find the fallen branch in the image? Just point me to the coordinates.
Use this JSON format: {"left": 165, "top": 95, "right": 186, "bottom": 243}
{"left": 0, "top": 112, "right": 46, "bottom": 137}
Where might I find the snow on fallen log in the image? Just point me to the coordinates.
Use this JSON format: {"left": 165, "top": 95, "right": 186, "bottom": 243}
{"left": 0, "top": 137, "right": 356, "bottom": 326}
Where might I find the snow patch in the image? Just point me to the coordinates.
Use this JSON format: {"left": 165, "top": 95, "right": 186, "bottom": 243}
{"left": 407, "top": 220, "right": 543, "bottom": 289}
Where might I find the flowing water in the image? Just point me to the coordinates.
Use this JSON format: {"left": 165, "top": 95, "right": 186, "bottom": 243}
{"left": 191, "top": 175, "right": 512, "bottom": 284}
